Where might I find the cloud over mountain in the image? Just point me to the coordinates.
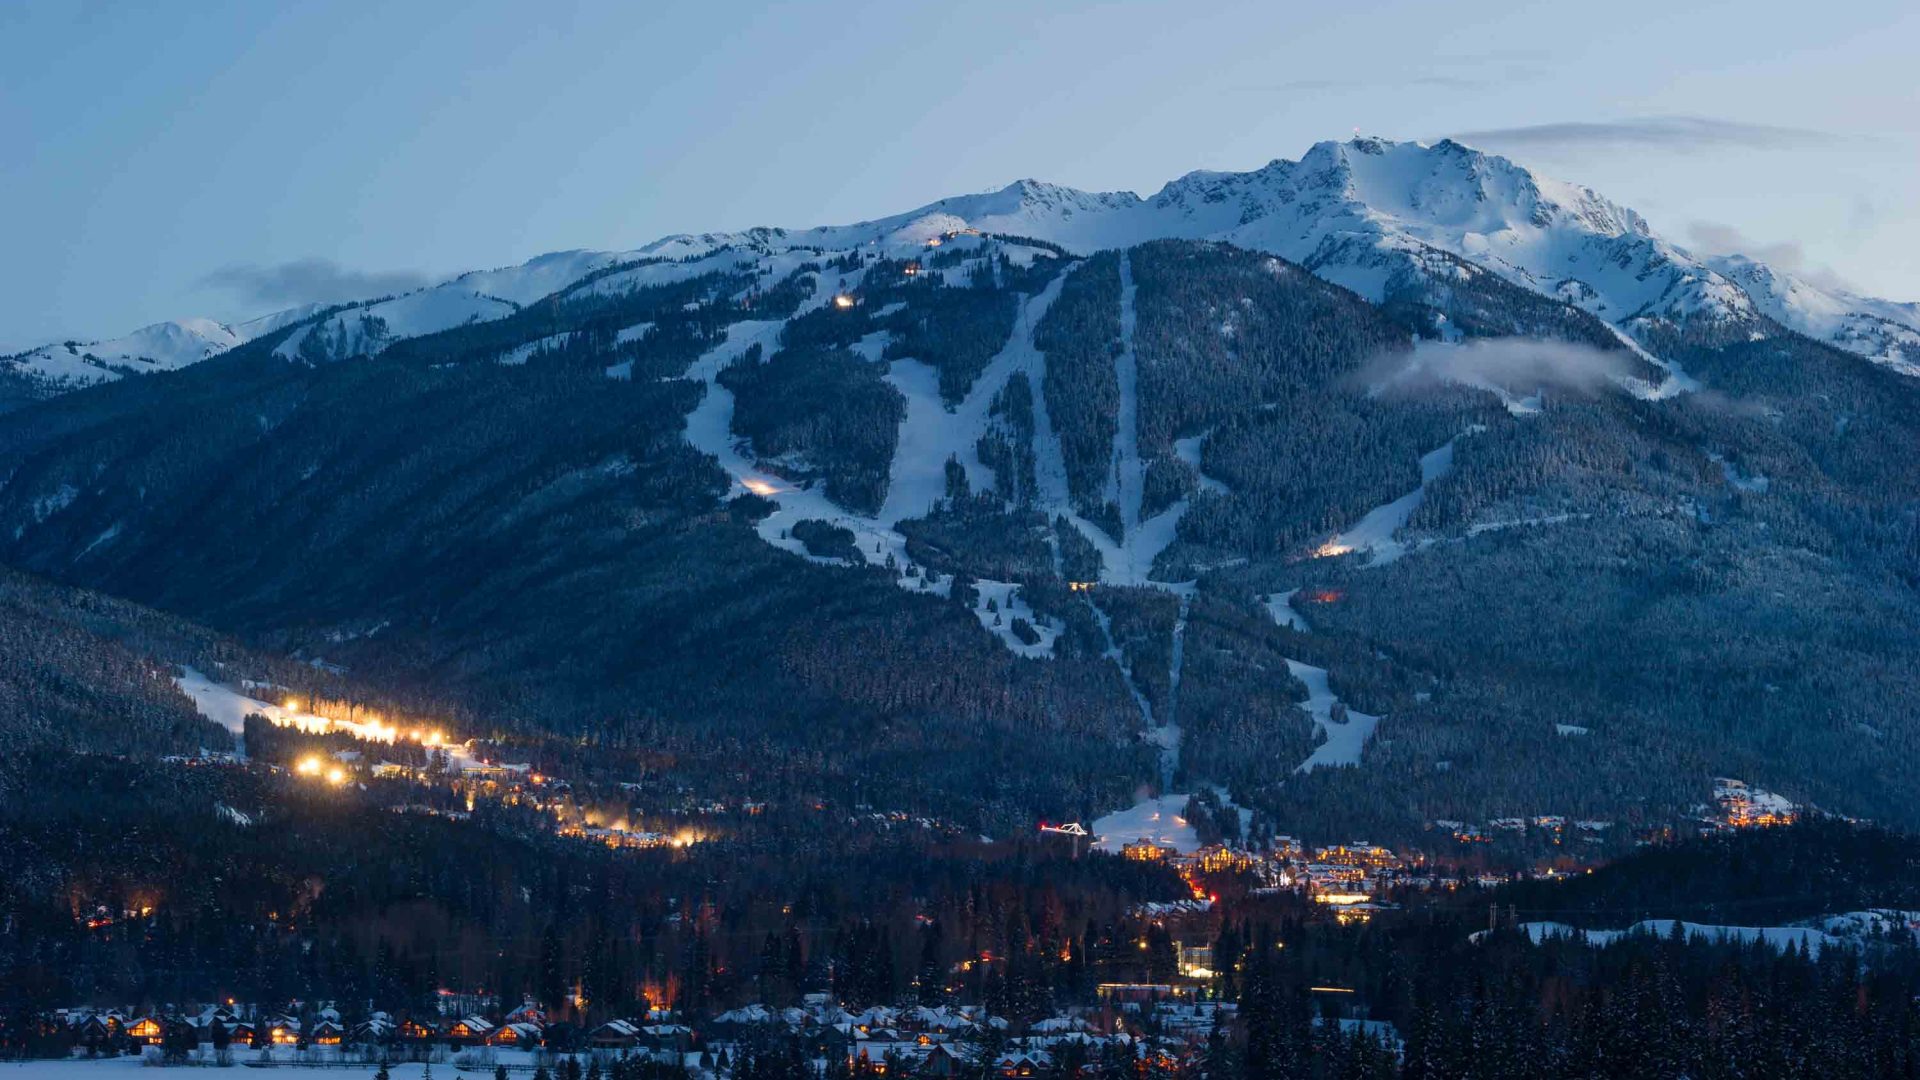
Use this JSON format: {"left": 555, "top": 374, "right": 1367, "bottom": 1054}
{"left": 200, "top": 258, "right": 430, "bottom": 309}
{"left": 1448, "top": 116, "right": 1843, "bottom": 153}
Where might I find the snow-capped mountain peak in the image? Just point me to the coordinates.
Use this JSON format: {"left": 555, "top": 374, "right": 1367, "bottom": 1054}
{"left": 11, "top": 137, "right": 1916, "bottom": 391}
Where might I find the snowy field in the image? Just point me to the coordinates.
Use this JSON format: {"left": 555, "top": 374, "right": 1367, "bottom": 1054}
{"left": 1091, "top": 793, "right": 1200, "bottom": 854}
{"left": 1506, "top": 913, "right": 1920, "bottom": 957}
{"left": 1512, "top": 910, "right": 1904, "bottom": 953}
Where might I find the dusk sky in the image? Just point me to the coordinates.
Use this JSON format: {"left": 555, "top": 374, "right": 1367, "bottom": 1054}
{"left": 4, "top": 0, "right": 1915, "bottom": 351}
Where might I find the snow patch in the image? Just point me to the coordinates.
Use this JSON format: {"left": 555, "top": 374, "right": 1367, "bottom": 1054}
{"left": 1286, "top": 660, "right": 1381, "bottom": 772}
{"left": 1092, "top": 793, "right": 1200, "bottom": 854}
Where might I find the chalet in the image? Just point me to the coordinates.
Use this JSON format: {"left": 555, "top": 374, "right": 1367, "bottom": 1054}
{"left": 993, "top": 1051, "right": 1052, "bottom": 1079}
{"left": 71, "top": 1013, "right": 120, "bottom": 1047}
{"left": 267, "top": 1018, "right": 301, "bottom": 1046}
{"left": 503, "top": 1001, "right": 546, "bottom": 1026}
{"left": 901, "top": 1006, "right": 978, "bottom": 1036}
{"left": 351, "top": 1016, "right": 393, "bottom": 1045}
{"left": 309, "top": 1019, "right": 345, "bottom": 1046}
{"left": 589, "top": 1018, "right": 642, "bottom": 1050}
{"left": 397, "top": 1018, "right": 440, "bottom": 1043}
{"left": 225, "top": 1021, "right": 258, "bottom": 1046}
{"left": 189, "top": 1005, "right": 239, "bottom": 1033}
{"left": 444, "top": 1016, "right": 494, "bottom": 1046}
{"left": 126, "top": 1016, "right": 165, "bottom": 1046}
{"left": 486, "top": 1022, "right": 542, "bottom": 1048}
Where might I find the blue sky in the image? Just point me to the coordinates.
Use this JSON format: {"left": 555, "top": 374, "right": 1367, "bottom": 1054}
{"left": 3, "top": 0, "right": 1915, "bottom": 350}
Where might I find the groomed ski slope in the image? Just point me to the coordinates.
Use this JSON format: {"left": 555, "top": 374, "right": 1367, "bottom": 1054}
{"left": 1260, "top": 591, "right": 1385, "bottom": 774}
{"left": 878, "top": 271, "right": 1072, "bottom": 524}
{"left": 1063, "top": 255, "right": 1209, "bottom": 839}
{"left": 1285, "top": 659, "right": 1382, "bottom": 773}
{"left": 173, "top": 666, "right": 275, "bottom": 745}
{"left": 1314, "top": 438, "right": 1460, "bottom": 566}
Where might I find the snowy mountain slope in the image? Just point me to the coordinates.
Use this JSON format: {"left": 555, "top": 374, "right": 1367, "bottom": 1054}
{"left": 2, "top": 304, "right": 337, "bottom": 392}
{"left": 4, "top": 318, "right": 243, "bottom": 388}
{"left": 278, "top": 249, "right": 645, "bottom": 361}
{"left": 1705, "top": 254, "right": 1920, "bottom": 376}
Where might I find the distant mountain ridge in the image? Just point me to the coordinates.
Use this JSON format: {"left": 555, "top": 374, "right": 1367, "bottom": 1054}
{"left": 10, "top": 137, "right": 1916, "bottom": 391}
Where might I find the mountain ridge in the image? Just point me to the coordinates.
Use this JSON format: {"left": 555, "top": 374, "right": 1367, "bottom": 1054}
{"left": 9, "top": 138, "right": 1916, "bottom": 391}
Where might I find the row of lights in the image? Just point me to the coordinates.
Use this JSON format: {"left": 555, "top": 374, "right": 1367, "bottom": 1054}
{"left": 277, "top": 696, "right": 445, "bottom": 747}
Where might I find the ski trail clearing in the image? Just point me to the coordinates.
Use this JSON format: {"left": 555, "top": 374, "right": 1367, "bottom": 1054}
{"left": 679, "top": 279, "right": 1062, "bottom": 657}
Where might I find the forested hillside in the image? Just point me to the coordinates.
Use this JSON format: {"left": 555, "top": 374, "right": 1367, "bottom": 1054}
{"left": 0, "top": 224, "right": 1916, "bottom": 847}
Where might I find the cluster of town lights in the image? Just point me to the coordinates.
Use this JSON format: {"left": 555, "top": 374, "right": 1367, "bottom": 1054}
{"left": 270, "top": 694, "right": 715, "bottom": 851}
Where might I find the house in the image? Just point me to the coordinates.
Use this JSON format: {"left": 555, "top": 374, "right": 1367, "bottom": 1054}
{"left": 921, "top": 1043, "right": 969, "bottom": 1078}
{"left": 397, "top": 1018, "right": 440, "bottom": 1043}
{"left": 71, "top": 1013, "right": 119, "bottom": 1047}
{"left": 503, "top": 1001, "right": 546, "bottom": 1026}
{"left": 589, "top": 1018, "right": 642, "bottom": 1050}
{"left": 126, "top": 1017, "right": 165, "bottom": 1046}
{"left": 309, "top": 1019, "right": 345, "bottom": 1046}
{"left": 993, "top": 1051, "right": 1052, "bottom": 1079}
{"left": 351, "top": 1016, "right": 393, "bottom": 1046}
{"left": 190, "top": 1005, "right": 240, "bottom": 1037}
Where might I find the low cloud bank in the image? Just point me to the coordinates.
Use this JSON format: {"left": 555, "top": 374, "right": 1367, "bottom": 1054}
{"left": 1362, "top": 338, "right": 1636, "bottom": 398}
{"left": 200, "top": 258, "right": 429, "bottom": 309}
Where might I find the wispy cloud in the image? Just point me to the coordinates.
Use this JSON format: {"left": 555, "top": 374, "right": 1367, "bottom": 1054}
{"left": 1687, "top": 221, "right": 1855, "bottom": 292}
{"left": 200, "top": 258, "right": 430, "bottom": 309}
{"left": 1447, "top": 116, "right": 1846, "bottom": 153}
